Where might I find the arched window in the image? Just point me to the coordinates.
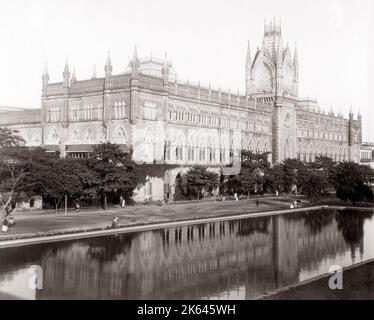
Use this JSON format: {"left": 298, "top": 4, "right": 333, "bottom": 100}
{"left": 85, "top": 128, "right": 94, "bottom": 141}
{"left": 49, "top": 127, "right": 59, "bottom": 143}
{"left": 263, "top": 141, "right": 269, "bottom": 153}
{"left": 49, "top": 106, "right": 60, "bottom": 122}
{"left": 164, "top": 139, "right": 171, "bottom": 161}
{"left": 256, "top": 140, "right": 261, "bottom": 154}
{"left": 143, "top": 131, "right": 154, "bottom": 163}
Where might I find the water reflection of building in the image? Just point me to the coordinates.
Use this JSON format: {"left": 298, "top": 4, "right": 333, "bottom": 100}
{"left": 37, "top": 212, "right": 365, "bottom": 299}
{"left": 0, "top": 210, "right": 370, "bottom": 300}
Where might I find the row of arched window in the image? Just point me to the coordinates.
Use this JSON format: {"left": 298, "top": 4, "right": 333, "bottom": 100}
{"left": 297, "top": 129, "right": 346, "bottom": 142}
{"left": 298, "top": 113, "right": 346, "bottom": 127}
{"left": 164, "top": 143, "right": 234, "bottom": 163}
{"left": 297, "top": 152, "right": 348, "bottom": 163}
{"left": 168, "top": 107, "right": 270, "bottom": 133}
{"left": 163, "top": 140, "right": 269, "bottom": 163}
{"left": 69, "top": 104, "right": 103, "bottom": 121}
{"left": 112, "top": 101, "right": 127, "bottom": 119}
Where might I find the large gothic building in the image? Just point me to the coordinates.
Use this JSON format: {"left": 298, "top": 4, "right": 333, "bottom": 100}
{"left": 0, "top": 20, "right": 363, "bottom": 202}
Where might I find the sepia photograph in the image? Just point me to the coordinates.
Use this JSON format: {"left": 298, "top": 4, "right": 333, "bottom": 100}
{"left": 0, "top": 0, "right": 374, "bottom": 310}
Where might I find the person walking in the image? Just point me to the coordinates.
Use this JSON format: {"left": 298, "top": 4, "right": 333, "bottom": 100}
{"left": 120, "top": 196, "right": 125, "bottom": 208}
{"left": 75, "top": 201, "right": 80, "bottom": 213}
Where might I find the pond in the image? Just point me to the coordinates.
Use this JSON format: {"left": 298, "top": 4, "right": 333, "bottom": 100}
{"left": 0, "top": 208, "right": 373, "bottom": 299}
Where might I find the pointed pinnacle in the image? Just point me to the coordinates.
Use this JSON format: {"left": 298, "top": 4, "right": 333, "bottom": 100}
{"left": 43, "top": 61, "right": 48, "bottom": 75}
{"left": 106, "top": 50, "right": 111, "bottom": 64}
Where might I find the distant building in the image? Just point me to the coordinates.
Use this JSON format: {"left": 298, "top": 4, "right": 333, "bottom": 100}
{"left": 360, "top": 142, "right": 374, "bottom": 169}
{"left": 0, "top": 19, "right": 363, "bottom": 202}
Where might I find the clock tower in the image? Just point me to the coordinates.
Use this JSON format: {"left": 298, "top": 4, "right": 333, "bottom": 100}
{"left": 247, "top": 18, "right": 298, "bottom": 163}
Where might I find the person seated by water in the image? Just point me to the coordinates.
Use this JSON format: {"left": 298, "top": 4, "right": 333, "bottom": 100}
{"left": 2, "top": 219, "right": 9, "bottom": 232}
{"left": 290, "top": 201, "right": 294, "bottom": 209}
{"left": 111, "top": 217, "right": 119, "bottom": 229}
{"left": 296, "top": 200, "right": 302, "bottom": 208}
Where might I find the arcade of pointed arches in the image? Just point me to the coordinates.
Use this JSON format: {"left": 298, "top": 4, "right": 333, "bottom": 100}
{"left": 163, "top": 129, "right": 271, "bottom": 164}
{"left": 296, "top": 141, "right": 348, "bottom": 162}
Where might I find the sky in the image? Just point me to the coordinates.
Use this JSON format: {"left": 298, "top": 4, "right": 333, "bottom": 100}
{"left": 0, "top": 0, "right": 373, "bottom": 141}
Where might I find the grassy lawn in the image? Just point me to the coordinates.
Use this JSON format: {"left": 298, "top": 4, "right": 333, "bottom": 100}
{"left": 0, "top": 197, "right": 291, "bottom": 241}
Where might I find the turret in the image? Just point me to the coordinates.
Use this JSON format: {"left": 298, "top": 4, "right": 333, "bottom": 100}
{"left": 63, "top": 59, "right": 70, "bottom": 88}
{"left": 293, "top": 42, "right": 299, "bottom": 78}
{"left": 42, "top": 62, "right": 49, "bottom": 94}
{"left": 293, "top": 42, "right": 299, "bottom": 97}
{"left": 161, "top": 52, "right": 169, "bottom": 83}
{"left": 91, "top": 64, "right": 97, "bottom": 79}
{"left": 71, "top": 68, "right": 77, "bottom": 83}
{"left": 357, "top": 109, "right": 362, "bottom": 122}
{"left": 131, "top": 46, "right": 139, "bottom": 78}
{"left": 357, "top": 109, "right": 363, "bottom": 145}
{"left": 104, "top": 50, "right": 113, "bottom": 81}
{"left": 275, "top": 39, "right": 283, "bottom": 96}
{"left": 349, "top": 106, "right": 354, "bottom": 120}
{"left": 245, "top": 41, "right": 252, "bottom": 96}
{"left": 130, "top": 46, "right": 140, "bottom": 124}
{"left": 62, "top": 59, "right": 70, "bottom": 125}
{"left": 329, "top": 106, "right": 334, "bottom": 116}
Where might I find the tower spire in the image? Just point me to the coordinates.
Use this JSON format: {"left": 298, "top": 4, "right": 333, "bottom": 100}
{"left": 71, "top": 68, "right": 77, "bottom": 83}
{"left": 162, "top": 52, "right": 169, "bottom": 82}
{"left": 105, "top": 50, "right": 113, "bottom": 79}
{"left": 92, "top": 64, "right": 97, "bottom": 79}
{"left": 245, "top": 40, "right": 252, "bottom": 70}
{"left": 63, "top": 58, "right": 70, "bottom": 88}
{"left": 163, "top": 52, "right": 168, "bottom": 70}
{"left": 293, "top": 42, "right": 299, "bottom": 75}
{"left": 42, "top": 61, "right": 49, "bottom": 93}
{"left": 43, "top": 61, "right": 49, "bottom": 77}
{"left": 133, "top": 45, "right": 138, "bottom": 62}
{"left": 245, "top": 41, "right": 252, "bottom": 97}
{"left": 131, "top": 46, "right": 139, "bottom": 78}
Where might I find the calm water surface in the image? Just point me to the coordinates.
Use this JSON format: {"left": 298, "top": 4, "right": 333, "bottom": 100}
{"left": 0, "top": 208, "right": 374, "bottom": 300}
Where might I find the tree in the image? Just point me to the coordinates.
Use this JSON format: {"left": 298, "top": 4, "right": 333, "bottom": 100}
{"left": 281, "top": 158, "right": 308, "bottom": 194}
{"left": 225, "top": 151, "right": 270, "bottom": 196}
{"left": 29, "top": 157, "right": 85, "bottom": 213}
{"left": 334, "top": 162, "right": 373, "bottom": 205}
{"left": 183, "top": 166, "right": 219, "bottom": 199}
{"left": 300, "top": 169, "right": 329, "bottom": 202}
{"left": 266, "top": 164, "right": 285, "bottom": 194}
{"left": 240, "top": 150, "right": 271, "bottom": 168}
{"left": 0, "top": 129, "right": 45, "bottom": 218}
{"left": 311, "top": 155, "right": 337, "bottom": 191}
{"left": 0, "top": 128, "right": 25, "bottom": 149}
{"left": 87, "top": 143, "right": 139, "bottom": 209}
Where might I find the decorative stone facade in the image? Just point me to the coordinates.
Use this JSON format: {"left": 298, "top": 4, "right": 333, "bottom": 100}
{"left": 0, "top": 20, "right": 362, "bottom": 202}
